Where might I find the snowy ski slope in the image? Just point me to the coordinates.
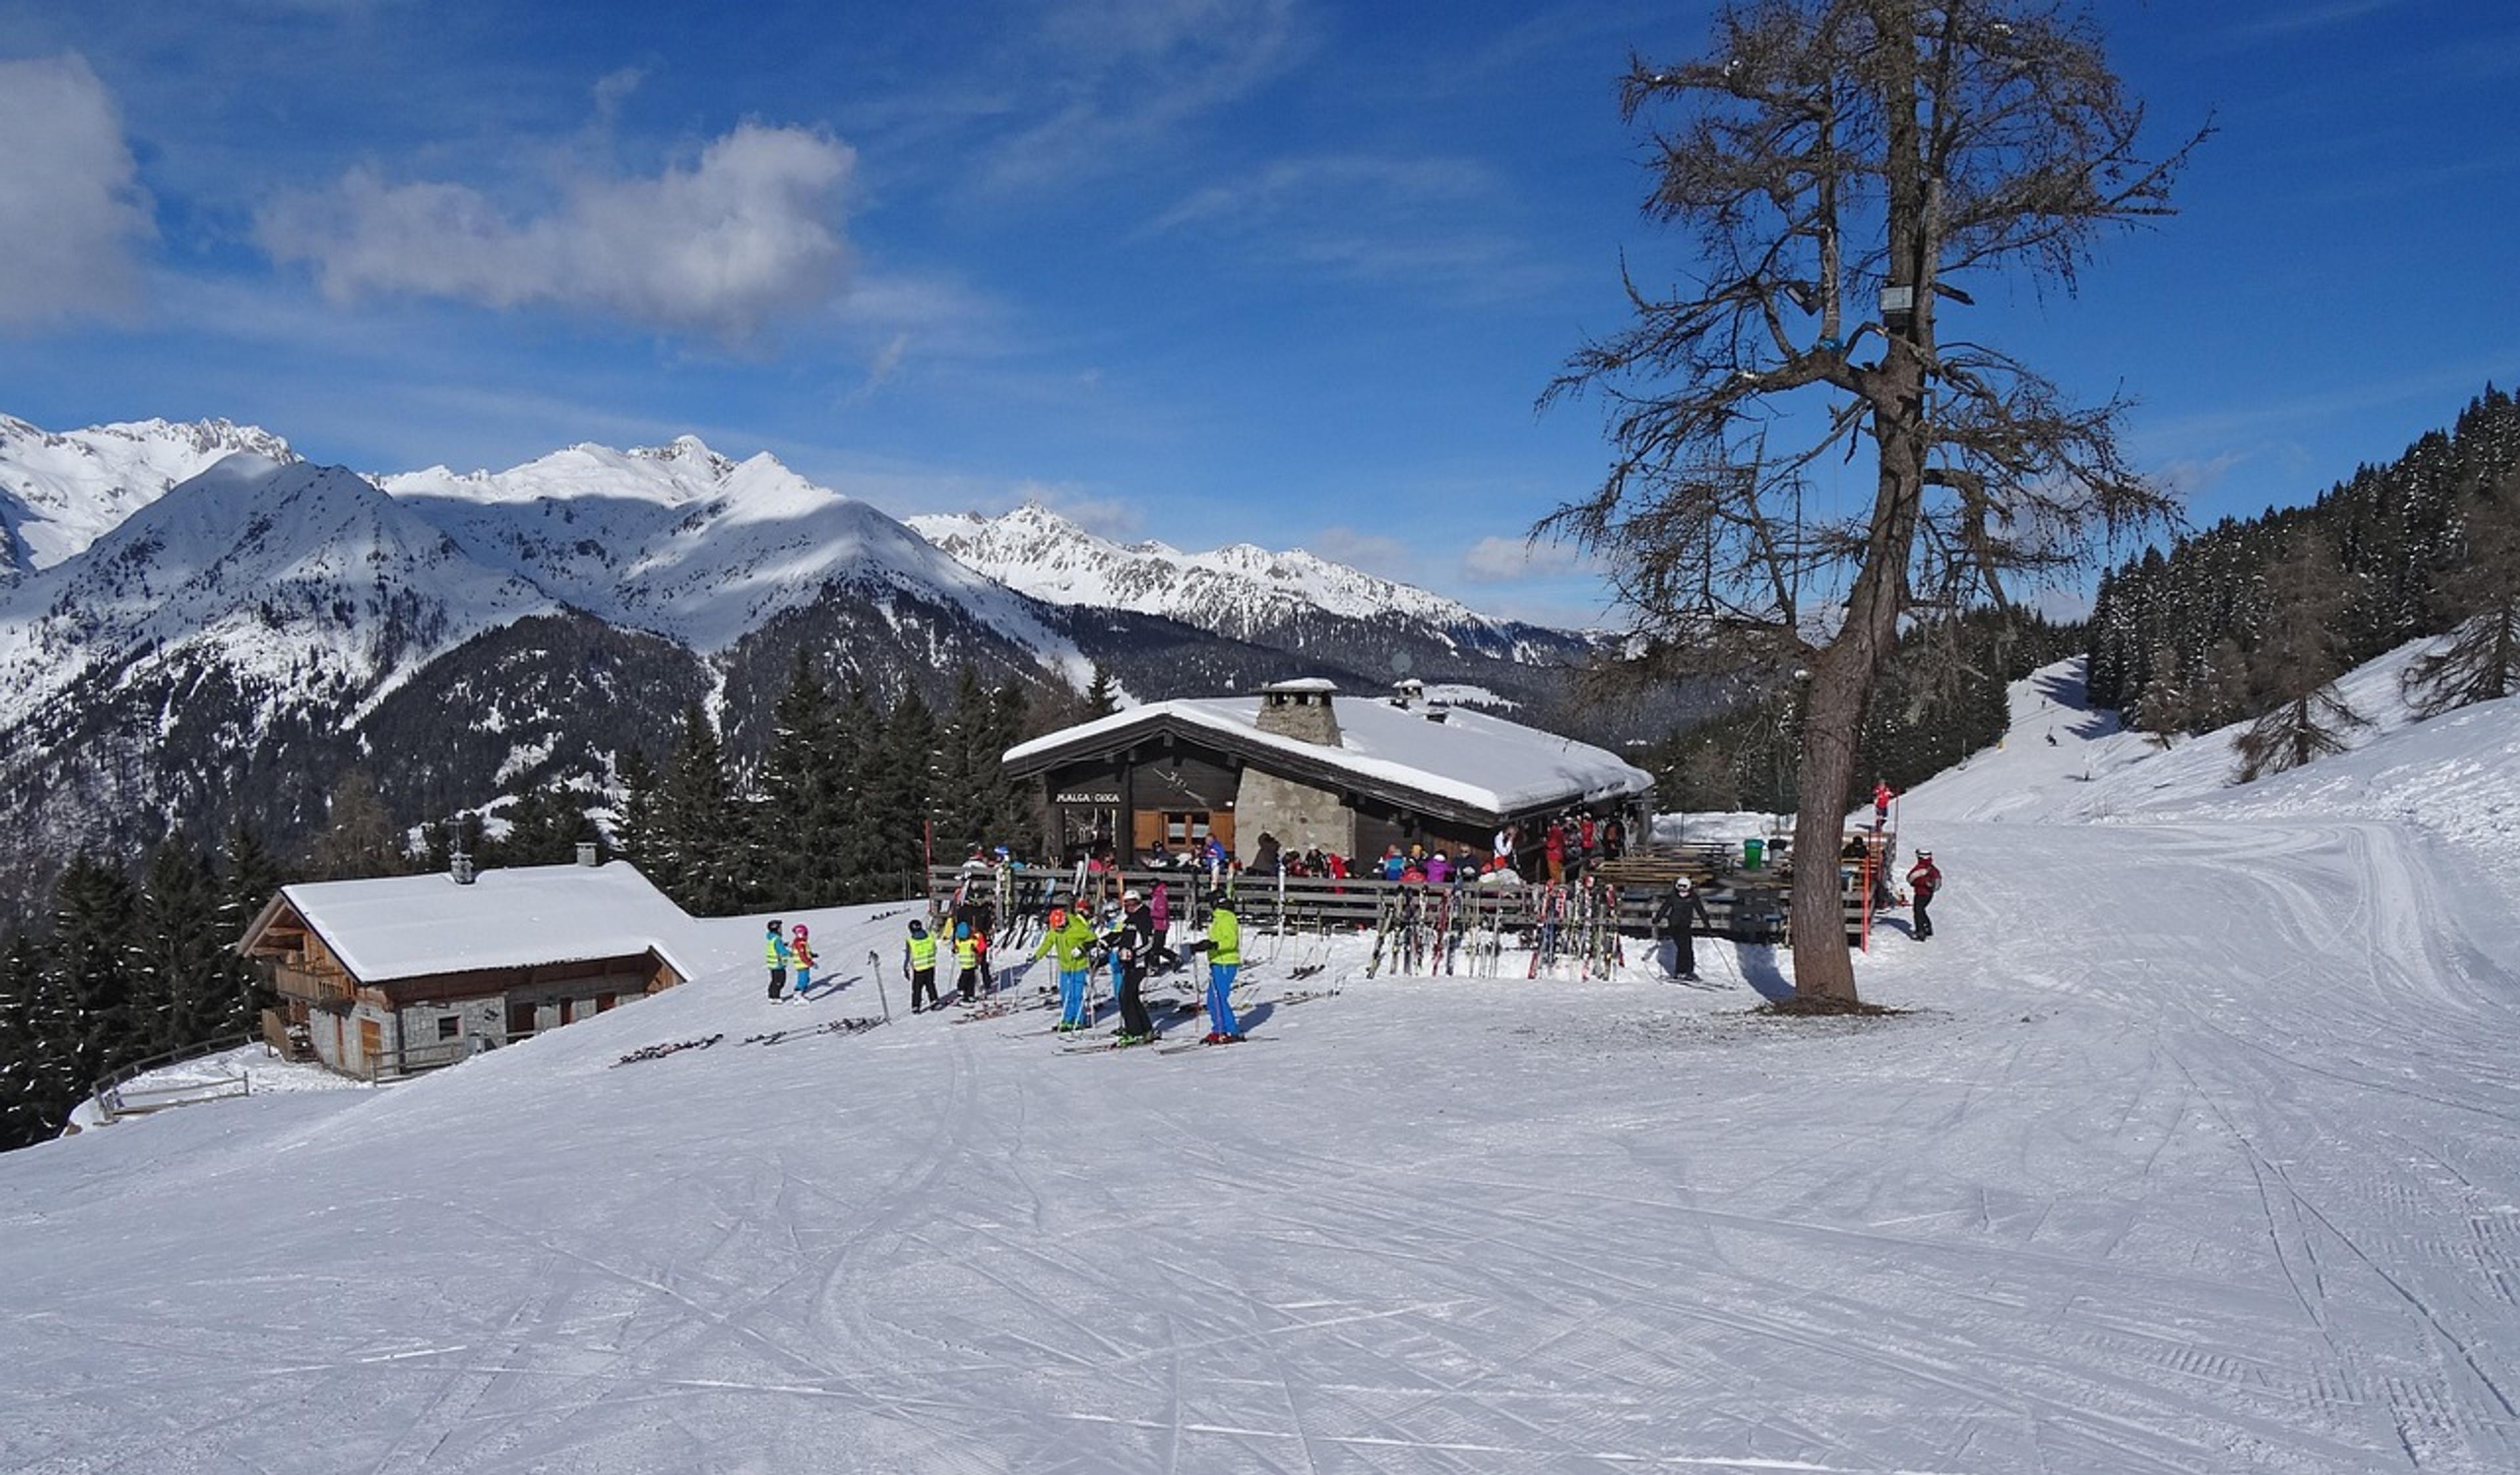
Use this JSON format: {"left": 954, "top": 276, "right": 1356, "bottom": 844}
{"left": 5, "top": 656, "right": 2520, "bottom": 1472}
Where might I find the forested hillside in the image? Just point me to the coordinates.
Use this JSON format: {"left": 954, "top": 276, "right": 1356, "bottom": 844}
{"left": 2089, "top": 386, "right": 2520, "bottom": 739}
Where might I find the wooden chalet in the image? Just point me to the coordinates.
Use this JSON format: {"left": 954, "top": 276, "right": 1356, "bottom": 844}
{"left": 1002, "top": 678, "right": 1655, "bottom": 868}
{"left": 237, "top": 855, "right": 697, "bottom": 1080}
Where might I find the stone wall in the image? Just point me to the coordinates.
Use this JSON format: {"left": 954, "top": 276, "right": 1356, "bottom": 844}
{"left": 1232, "top": 768, "right": 1353, "bottom": 864}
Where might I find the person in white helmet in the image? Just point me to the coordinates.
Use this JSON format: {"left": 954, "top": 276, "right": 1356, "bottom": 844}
{"left": 1652, "top": 876, "right": 1712, "bottom": 981}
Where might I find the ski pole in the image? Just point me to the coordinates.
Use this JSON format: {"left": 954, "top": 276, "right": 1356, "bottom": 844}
{"left": 869, "top": 950, "right": 891, "bottom": 1023}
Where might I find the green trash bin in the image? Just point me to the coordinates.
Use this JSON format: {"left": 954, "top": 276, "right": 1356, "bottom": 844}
{"left": 1743, "top": 837, "right": 1765, "bottom": 868}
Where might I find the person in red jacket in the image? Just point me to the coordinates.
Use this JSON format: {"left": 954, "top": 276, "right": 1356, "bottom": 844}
{"left": 1906, "top": 849, "right": 1941, "bottom": 940}
{"left": 1872, "top": 779, "right": 1896, "bottom": 832}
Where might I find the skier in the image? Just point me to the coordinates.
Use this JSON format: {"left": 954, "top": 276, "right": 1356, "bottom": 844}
{"left": 1034, "top": 901, "right": 1097, "bottom": 1031}
{"left": 789, "top": 923, "right": 815, "bottom": 999}
{"left": 1906, "top": 849, "right": 1941, "bottom": 940}
{"left": 1202, "top": 898, "right": 1245, "bottom": 1043}
{"left": 764, "top": 920, "right": 789, "bottom": 1002}
{"left": 1103, "top": 890, "right": 1158, "bottom": 1043}
{"left": 1652, "top": 877, "right": 1712, "bottom": 981}
{"left": 904, "top": 920, "right": 940, "bottom": 1012}
{"left": 1872, "top": 779, "right": 1896, "bottom": 832}
{"left": 952, "top": 921, "right": 981, "bottom": 1003}
{"left": 1148, "top": 879, "right": 1174, "bottom": 972}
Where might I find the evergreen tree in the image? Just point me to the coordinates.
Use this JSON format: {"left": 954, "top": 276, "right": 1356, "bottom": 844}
{"left": 500, "top": 780, "right": 595, "bottom": 866}
{"left": 864, "top": 691, "right": 938, "bottom": 899}
{"left": 2403, "top": 476, "right": 2520, "bottom": 717}
{"left": 2130, "top": 645, "right": 2190, "bottom": 748}
{"left": 1083, "top": 662, "right": 1119, "bottom": 717}
{"left": 612, "top": 751, "right": 661, "bottom": 874}
{"left": 753, "top": 648, "right": 847, "bottom": 908}
{"left": 0, "top": 930, "right": 51, "bottom": 1149}
{"left": 219, "top": 823, "right": 285, "bottom": 1023}
{"left": 2235, "top": 534, "right": 2370, "bottom": 782}
{"left": 133, "top": 840, "right": 240, "bottom": 1056}
{"left": 830, "top": 680, "right": 883, "bottom": 899}
{"left": 654, "top": 705, "right": 744, "bottom": 913}
{"left": 46, "top": 855, "right": 143, "bottom": 1098}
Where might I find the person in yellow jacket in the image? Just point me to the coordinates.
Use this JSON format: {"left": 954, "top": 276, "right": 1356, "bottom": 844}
{"left": 764, "top": 920, "right": 789, "bottom": 1002}
{"left": 1202, "top": 901, "right": 1245, "bottom": 1044}
{"left": 1033, "top": 901, "right": 1098, "bottom": 1031}
{"left": 903, "top": 920, "right": 940, "bottom": 1013}
{"left": 952, "top": 922, "right": 981, "bottom": 1004}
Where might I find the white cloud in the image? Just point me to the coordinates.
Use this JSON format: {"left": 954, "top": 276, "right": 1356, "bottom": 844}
{"left": 256, "top": 123, "right": 855, "bottom": 341}
{"left": 1461, "top": 535, "right": 1589, "bottom": 582}
{"left": 0, "top": 54, "right": 155, "bottom": 330}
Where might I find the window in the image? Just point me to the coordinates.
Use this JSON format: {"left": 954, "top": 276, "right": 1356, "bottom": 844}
{"left": 437, "top": 1016, "right": 461, "bottom": 1042}
{"left": 1163, "top": 811, "right": 1211, "bottom": 845}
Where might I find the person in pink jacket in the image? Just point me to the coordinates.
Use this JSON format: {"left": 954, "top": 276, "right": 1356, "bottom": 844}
{"left": 1148, "top": 879, "right": 1175, "bottom": 971}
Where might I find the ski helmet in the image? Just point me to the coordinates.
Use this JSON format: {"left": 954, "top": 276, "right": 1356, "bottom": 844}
{"left": 768, "top": 919, "right": 782, "bottom": 931}
{"left": 1673, "top": 877, "right": 1692, "bottom": 894}
{"left": 1048, "top": 907, "right": 1067, "bottom": 928}
{"left": 1916, "top": 849, "right": 1932, "bottom": 860}
{"left": 792, "top": 923, "right": 808, "bottom": 938}
{"left": 908, "top": 920, "right": 925, "bottom": 937}
{"left": 956, "top": 922, "right": 971, "bottom": 939}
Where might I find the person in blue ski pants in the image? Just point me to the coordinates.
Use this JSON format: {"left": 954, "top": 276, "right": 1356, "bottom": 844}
{"left": 1033, "top": 903, "right": 1097, "bottom": 1031}
{"left": 1203, "top": 901, "right": 1244, "bottom": 1042}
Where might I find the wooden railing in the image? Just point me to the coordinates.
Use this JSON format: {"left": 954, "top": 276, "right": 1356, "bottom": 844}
{"left": 270, "top": 961, "right": 354, "bottom": 1007}
{"left": 87, "top": 1033, "right": 258, "bottom": 1123}
{"left": 929, "top": 863, "right": 1862, "bottom": 945}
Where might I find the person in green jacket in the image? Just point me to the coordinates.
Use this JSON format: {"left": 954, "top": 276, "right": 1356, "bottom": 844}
{"left": 1034, "top": 901, "right": 1097, "bottom": 1031}
{"left": 1202, "top": 901, "right": 1244, "bottom": 1043}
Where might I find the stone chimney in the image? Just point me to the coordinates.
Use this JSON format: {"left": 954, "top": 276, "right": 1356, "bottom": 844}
{"left": 1255, "top": 678, "right": 1341, "bottom": 746}
{"left": 576, "top": 841, "right": 600, "bottom": 867}
{"left": 1391, "top": 677, "right": 1425, "bottom": 710}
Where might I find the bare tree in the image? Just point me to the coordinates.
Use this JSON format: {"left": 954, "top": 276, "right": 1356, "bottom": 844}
{"left": 1543, "top": 0, "right": 2199, "bottom": 1002}
{"left": 2402, "top": 477, "right": 2520, "bottom": 718}
{"left": 2234, "top": 532, "right": 2368, "bottom": 782}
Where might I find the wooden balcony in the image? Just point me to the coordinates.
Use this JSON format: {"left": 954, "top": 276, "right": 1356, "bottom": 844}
{"left": 271, "top": 962, "right": 354, "bottom": 1008}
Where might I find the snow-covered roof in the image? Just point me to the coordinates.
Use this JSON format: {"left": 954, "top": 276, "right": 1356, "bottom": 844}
{"left": 1264, "top": 677, "right": 1339, "bottom": 694}
{"left": 264, "top": 862, "right": 706, "bottom": 984}
{"left": 1005, "top": 691, "right": 1652, "bottom": 819}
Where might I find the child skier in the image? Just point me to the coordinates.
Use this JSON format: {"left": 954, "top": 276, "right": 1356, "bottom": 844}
{"left": 904, "top": 920, "right": 940, "bottom": 1012}
{"left": 788, "top": 923, "right": 815, "bottom": 998}
{"left": 1034, "top": 901, "right": 1097, "bottom": 1031}
{"left": 764, "top": 920, "right": 789, "bottom": 1002}
{"left": 952, "top": 922, "right": 981, "bottom": 1002}
{"left": 1906, "top": 849, "right": 1942, "bottom": 940}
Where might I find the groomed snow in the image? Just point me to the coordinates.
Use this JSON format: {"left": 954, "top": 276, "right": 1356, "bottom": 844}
{"left": 1005, "top": 689, "right": 1653, "bottom": 817}
{"left": 5, "top": 652, "right": 2520, "bottom": 1473}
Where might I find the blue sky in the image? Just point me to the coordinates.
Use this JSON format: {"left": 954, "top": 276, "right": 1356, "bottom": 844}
{"left": 1, "top": 0, "right": 2514, "bottom": 626}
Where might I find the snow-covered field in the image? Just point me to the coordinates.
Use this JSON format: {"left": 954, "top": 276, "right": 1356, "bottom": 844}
{"left": 5, "top": 654, "right": 2520, "bottom": 1473}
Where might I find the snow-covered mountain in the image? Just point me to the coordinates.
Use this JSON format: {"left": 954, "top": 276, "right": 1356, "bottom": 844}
{"left": 910, "top": 501, "right": 1530, "bottom": 650}
{"left": 0, "top": 413, "right": 1622, "bottom": 899}
{"left": 383, "top": 439, "right": 1080, "bottom": 668}
{"left": 0, "top": 414, "right": 296, "bottom": 578}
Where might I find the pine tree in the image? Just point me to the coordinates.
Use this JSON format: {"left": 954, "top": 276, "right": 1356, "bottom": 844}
{"left": 2235, "top": 533, "right": 2370, "bottom": 782}
{"left": 133, "top": 840, "right": 241, "bottom": 1056}
{"left": 654, "top": 705, "right": 744, "bottom": 913}
{"left": 2130, "top": 645, "right": 2190, "bottom": 747}
{"left": 47, "top": 855, "right": 142, "bottom": 1098}
{"left": 753, "top": 648, "right": 847, "bottom": 909}
{"left": 863, "top": 691, "right": 938, "bottom": 899}
{"left": 1083, "top": 662, "right": 1119, "bottom": 717}
{"left": 0, "top": 930, "right": 51, "bottom": 1149}
{"left": 611, "top": 752, "right": 661, "bottom": 874}
{"left": 219, "top": 823, "right": 285, "bottom": 1025}
{"left": 500, "top": 780, "right": 594, "bottom": 866}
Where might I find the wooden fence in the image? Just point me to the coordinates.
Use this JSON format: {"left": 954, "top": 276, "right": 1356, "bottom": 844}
{"left": 928, "top": 863, "right": 1864, "bottom": 946}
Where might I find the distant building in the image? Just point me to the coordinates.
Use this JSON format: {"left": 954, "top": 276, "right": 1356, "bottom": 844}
{"left": 1003, "top": 678, "right": 1654, "bottom": 865}
{"left": 236, "top": 856, "right": 698, "bottom": 1080}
